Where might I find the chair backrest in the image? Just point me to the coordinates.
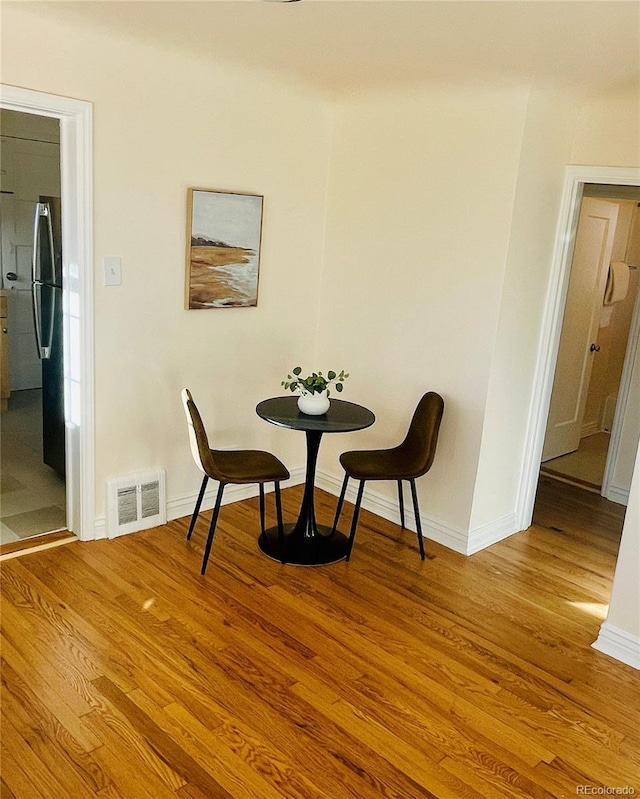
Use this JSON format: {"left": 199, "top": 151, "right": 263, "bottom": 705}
{"left": 181, "top": 388, "right": 217, "bottom": 478}
{"left": 399, "top": 391, "right": 445, "bottom": 477}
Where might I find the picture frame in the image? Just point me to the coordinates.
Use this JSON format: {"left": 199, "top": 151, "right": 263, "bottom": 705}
{"left": 185, "top": 188, "right": 264, "bottom": 309}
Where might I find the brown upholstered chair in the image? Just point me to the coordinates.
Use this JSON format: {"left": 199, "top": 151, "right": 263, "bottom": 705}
{"left": 332, "top": 392, "right": 444, "bottom": 561}
{"left": 181, "top": 389, "right": 290, "bottom": 574}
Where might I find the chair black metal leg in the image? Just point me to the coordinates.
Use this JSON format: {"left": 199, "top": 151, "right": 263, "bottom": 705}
{"left": 331, "top": 473, "right": 349, "bottom": 534}
{"left": 187, "top": 475, "right": 208, "bottom": 540}
{"left": 274, "top": 482, "right": 286, "bottom": 564}
{"left": 397, "top": 480, "right": 405, "bottom": 529}
{"left": 201, "top": 483, "right": 225, "bottom": 575}
{"left": 346, "top": 480, "right": 365, "bottom": 562}
{"left": 409, "top": 478, "right": 425, "bottom": 561}
{"left": 259, "top": 483, "right": 266, "bottom": 535}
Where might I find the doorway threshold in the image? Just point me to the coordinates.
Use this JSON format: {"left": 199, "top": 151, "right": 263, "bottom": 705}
{"left": 0, "top": 529, "right": 77, "bottom": 560}
{"left": 538, "top": 469, "right": 601, "bottom": 495}
{"left": 540, "top": 431, "right": 609, "bottom": 494}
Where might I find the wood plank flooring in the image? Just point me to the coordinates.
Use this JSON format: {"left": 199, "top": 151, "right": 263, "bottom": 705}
{"left": 1, "top": 477, "right": 638, "bottom": 798}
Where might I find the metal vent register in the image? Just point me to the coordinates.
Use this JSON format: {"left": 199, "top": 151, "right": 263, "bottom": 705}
{"left": 106, "top": 469, "right": 166, "bottom": 538}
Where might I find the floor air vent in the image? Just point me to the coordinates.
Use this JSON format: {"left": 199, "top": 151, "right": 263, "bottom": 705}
{"left": 106, "top": 468, "right": 166, "bottom": 539}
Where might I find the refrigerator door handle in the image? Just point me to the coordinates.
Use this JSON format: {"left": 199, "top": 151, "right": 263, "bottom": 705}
{"left": 32, "top": 202, "right": 56, "bottom": 360}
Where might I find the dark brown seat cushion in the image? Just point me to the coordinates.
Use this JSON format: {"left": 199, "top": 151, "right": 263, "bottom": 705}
{"left": 211, "top": 449, "right": 290, "bottom": 484}
{"left": 339, "top": 391, "right": 444, "bottom": 481}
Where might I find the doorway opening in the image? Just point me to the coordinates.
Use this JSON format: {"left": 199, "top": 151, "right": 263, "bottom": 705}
{"left": 0, "top": 110, "right": 67, "bottom": 546}
{"left": 0, "top": 84, "right": 94, "bottom": 545}
{"left": 518, "top": 166, "right": 640, "bottom": 536}
{"left": 540, "top": 185, "right": 640, "bottom": 499}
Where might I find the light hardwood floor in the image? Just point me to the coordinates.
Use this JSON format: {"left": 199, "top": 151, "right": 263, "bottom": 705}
{"left": 1, "top": 478, "right": 638, "bottom": 798}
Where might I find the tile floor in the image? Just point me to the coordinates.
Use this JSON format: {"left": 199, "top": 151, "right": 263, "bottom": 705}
{"left": 1, "top": 389, "right": 67, "bottom": 545}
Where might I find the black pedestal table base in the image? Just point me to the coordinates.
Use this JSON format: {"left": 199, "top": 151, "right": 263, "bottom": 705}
{"left": 255, "top": 396, "right": 375, "bottom": 567}
{"left": 259, "top": 523, "right": 350, "bottom": 565}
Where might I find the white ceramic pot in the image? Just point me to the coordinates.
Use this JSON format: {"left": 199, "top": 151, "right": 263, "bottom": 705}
{"left": 297, "top": 391, "right": 330, "bottom": 415}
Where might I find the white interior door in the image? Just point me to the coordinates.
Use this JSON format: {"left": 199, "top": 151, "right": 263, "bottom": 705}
{"left": 542, "top": 198, "right": 619, "bottom": 462}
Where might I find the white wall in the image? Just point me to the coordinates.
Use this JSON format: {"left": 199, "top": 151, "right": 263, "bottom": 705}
{"left": 317, "top": 83, "right": 528, "bottom": 540}
{"left": 468, "top": 85, "right": 582, "bottom": 539}
{"left": 593, "top": 442, "right": 640, "bottom": 669}
{"left": 571, "top": 82, "right": 640, "bottom": 168}
{"left": 1, "top": 4, "right": 333, "bottom": 521}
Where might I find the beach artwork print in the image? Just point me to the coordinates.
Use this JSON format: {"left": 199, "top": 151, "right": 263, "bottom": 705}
{"left": 185, "top": 189, "right": 263, "bottom": 309}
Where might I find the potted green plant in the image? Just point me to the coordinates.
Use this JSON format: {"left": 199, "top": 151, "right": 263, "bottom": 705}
{"left": 282, "top": 366, "right": 349, "bottom": 415}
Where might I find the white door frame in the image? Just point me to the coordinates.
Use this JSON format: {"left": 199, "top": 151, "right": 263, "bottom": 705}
{"left": 1, "top": 85, "right": 95, "bottom": 541}
{"left": 517, "top": 165, "right": 640, "bottom": 530}
{"left": 602, "top": 265, "right": 640, "bottom": 504}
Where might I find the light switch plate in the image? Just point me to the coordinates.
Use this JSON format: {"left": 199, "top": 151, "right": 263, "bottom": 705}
{"left": 103, "top": 256, "right": 122, "bottom": 286}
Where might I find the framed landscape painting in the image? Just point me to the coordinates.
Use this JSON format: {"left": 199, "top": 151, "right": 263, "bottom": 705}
{"left": 185, "top": 188, "right": 263, "bottom": 309}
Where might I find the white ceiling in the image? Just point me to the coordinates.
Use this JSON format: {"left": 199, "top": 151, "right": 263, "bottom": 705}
{"left": 22, "top": 1, "right": 640, "bottom": 97}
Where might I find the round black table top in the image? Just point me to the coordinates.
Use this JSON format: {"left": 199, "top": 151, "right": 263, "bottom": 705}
{"left": 256, "top": 396, "right": 375, "bottom": 433}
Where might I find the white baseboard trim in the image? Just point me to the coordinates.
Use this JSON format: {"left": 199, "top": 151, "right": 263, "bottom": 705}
{"left": 316, "top": 470, "right": 469, "bottom": 554}
{"left": 592, "top": 622, "right": 640, "bottom": 670}
{"left": 466, "top": 513, "right": 521, "bottom": 555}
{"left": 93, "top": 518, "right": 107, "bottom": 540}
{"left": 167, "top": 483, "right": 256, "bottom": 522}
{"left": 580, "top": 422, "right": 600, "bottom": 438}
{"left": 602, "top": 481, "right": 629, "bottom": 506}
{"left": 91, "top": 468, "right": 306, "bottom": 542}
{"left": 92, "top": 467, "right": 522, "bottom": 558}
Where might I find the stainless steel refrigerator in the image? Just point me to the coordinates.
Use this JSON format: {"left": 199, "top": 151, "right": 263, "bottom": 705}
{"left": 32, "top": 196, "right": 65, "bottom": 476}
